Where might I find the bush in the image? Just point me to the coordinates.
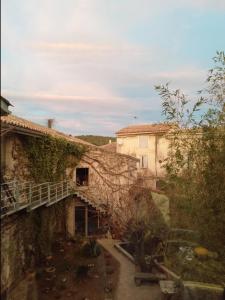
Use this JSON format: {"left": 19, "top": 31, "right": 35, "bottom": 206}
{"left": 81, "top": 239, "right": 101, "bottom": 257}
{"left": 155, "top": 51, "right": 225, "bottom": 257}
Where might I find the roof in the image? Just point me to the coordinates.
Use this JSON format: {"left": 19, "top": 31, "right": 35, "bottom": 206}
{"left": 1, "top": 96, "right": 13, "bottom": 107}
{"left": 1, "top": 114, "right": 139, "bottom": 161}
{"left": 99, "top": 142, "right": 139, "bottom": 161}
{"left": 0, "top": 114, "right": 94, "bottom": 147}
{"left": 100, "top": 142, "right": 117, "bottom": 152}
{"left": 1, "top": 96, "right": 13, "bottom": 116}
{"left": 116, "top": 123, "right": 172, "bottom": 136}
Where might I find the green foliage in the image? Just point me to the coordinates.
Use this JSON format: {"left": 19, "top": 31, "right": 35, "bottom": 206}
{"left": 23, "top": 135, "right": 86, "bottom": 182}
{"left": 76, "top": 135, "right": 116, "bottom": 146}
{"left": 81, "top": 239, "right": 101, "bottom": 257}
{"left": 126, "top": 216, "right": 167, "bottom": 271}
{"left": 155, "top": 51, "right": 225, "bottom": 257}
{"left": 124, "top": 188, "right": 168, "bottom": 271}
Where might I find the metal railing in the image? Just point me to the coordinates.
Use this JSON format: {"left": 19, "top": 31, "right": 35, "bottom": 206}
{"left": 0, "top": 180, "right": 71, "bottom": 218}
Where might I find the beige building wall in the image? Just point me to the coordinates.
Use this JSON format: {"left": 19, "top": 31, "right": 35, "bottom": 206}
{"left": 117, "top": 133, "right": 170, "bottom": 187}
{"left": 156, "top": 135, "right": 170, "bottom": 177}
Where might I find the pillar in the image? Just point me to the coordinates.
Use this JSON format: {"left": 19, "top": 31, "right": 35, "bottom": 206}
{"left": 85, "top": 205, "right": 88, "bottom": 237}
{"left": 97, "top": 210, "right": 100, "bottom": 229}
{"left": 66, "top": 199, "right": 75, "bottom": 238}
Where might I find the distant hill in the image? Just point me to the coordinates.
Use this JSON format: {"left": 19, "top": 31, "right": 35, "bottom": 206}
{"left": 76, "top": 135, "right": 116, "bottom": 146}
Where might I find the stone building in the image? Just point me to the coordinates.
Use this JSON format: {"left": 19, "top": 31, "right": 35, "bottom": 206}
{"left": 0, "top": 100, "right": 138, "bottom": 297}
{"left": 116, "top": 124, "right": 172, "bottom": 188}
{"left": 1, "top": 113, "right": 138, "bottom": 236}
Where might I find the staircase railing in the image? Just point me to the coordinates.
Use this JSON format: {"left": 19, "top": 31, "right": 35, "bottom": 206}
{"left": 0, "top": 180, "right": 71, "bottom": 218}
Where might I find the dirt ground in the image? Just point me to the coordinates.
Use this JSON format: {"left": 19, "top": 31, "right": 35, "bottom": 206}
{"left": 36, "top": 237, "right": 120, "bottom": 300}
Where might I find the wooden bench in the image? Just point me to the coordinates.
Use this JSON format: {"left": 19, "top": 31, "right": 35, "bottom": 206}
{"left": 134, "top": 272, "right": 167, "bottom": 286}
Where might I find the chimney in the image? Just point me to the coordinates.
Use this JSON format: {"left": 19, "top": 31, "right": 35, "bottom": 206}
{"left": 109, "top": 139, "right": 112, "bottom": 144}
{"left": 47, "top": 119, "right": 54, "bottom": 129}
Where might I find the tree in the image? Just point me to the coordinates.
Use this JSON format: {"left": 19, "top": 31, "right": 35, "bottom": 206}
{"left": 122, "top": 179, "right": 168, "bottom": 271}
{"left": 155, "top": 51, "right": 225, "bottom": 256}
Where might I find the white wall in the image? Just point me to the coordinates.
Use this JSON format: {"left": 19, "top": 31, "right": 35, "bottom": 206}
{"left": 117, "top": 134, "right": 170, "bottom": 180}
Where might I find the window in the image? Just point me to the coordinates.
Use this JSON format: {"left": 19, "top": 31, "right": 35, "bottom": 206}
{"left": 76, "top": 168, "right": 89, "bottom": 186}
{"left": 140, "top": 155, "right": 148, "bottom": 168}
{"left": 139, "top": 136, "right": 148, "bottom": 148}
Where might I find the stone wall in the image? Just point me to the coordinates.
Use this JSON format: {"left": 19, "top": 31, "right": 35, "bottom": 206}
{"left": 73, "top": 148, "right": 138, "bottom": 225}
{"left": 1, "top": 197, "right": 74, "bottom": 298}
{"left": 1, "top": 131, "right": 139, "bottom": 295}
{"left": 1, "top": 133, "right": 30, "bottom": 182}
{"left": 1, "top": 133, "right": 138, "bottom": 217}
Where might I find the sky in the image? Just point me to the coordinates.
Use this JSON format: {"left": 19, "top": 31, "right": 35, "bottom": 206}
{"left": 2, "top": 0, "right": 225, "bottom": 136}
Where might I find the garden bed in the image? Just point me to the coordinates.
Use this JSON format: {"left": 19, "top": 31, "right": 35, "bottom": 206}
{"left": 34, "top": 236, "right": 120, "bottom": 300}
{"left": 115, "top": 241, "right": 224, "bottom": 299}
{"left": 163, "top": 230, "right": 225, "bottom": 284}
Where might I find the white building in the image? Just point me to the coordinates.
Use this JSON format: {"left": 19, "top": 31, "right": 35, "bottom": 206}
{"left": 116, "top": 124, "right": 172, "bottom": 188}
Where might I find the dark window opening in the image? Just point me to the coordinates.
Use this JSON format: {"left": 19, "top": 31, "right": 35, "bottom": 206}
{"left": 75, "top": 206, "right": 85, "bottom": 235}
{"left": 75, "top": 206, "right": 101, "bottom": 236}
{"left": 88, "top": 208, "right": 98, "bottom": 235}
{"left": 76, "top": 168, "right": 89, "bottom": 186}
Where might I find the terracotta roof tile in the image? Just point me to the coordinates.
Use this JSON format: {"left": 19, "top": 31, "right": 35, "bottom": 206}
{"left": 1, "top": 114, "right": 140, "bottom": 161}
{"left": 1, "top": 114, "right": 94, "bottom": 146}
{"left": 100, "top": 142, "right": 117, "bottom": 152}
{"left": 116, "top": 123, "right": 172, "bottom": 136}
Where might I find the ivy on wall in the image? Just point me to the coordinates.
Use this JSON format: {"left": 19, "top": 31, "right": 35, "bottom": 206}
{"left": 23, "top": 135, "right": 86, "bottom": 182}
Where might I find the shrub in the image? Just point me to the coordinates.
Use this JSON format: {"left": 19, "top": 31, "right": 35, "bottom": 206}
{"left": 81, "top": 239, "right": 101, "bottom": 257}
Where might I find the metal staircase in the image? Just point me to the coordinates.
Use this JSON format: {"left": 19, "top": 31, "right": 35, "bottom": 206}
{"left": 1, "top": 180, "right": 106, "bottom": 219}
{"left": 1, "top": 180, "right": 71, "bottom": 218}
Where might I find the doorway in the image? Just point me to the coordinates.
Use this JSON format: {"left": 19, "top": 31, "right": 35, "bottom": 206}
{"left": 75, "top": 206, "right": 86, "bottom": 235}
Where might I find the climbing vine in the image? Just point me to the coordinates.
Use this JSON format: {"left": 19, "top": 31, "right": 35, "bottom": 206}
{"left": 23, "top": 135, "right": 86, "bottom": 182}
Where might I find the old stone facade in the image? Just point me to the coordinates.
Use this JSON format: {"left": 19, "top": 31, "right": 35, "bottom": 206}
{"left": 1, "top": 113, "right": 139, "bottom": 297}
{"left": 1, "top": 133, "right": 31, "bottom": 182}
{"left": 1, "top": 115, "right": 139, "bottom": 232}
{"left": 74, "top": 147, "right": 138, "bottom": 224}
{"left": 1, "top": 199, "right": 73, "bottom": 298}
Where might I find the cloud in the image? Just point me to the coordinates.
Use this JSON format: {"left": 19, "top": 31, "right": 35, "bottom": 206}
{"left": 57, "top": 119, "right": 83, "bottom": 129}
{"left": 33, "top": 42, "right": 149, "bottom": 55}
{"left": 2, "top": 88, "right": 141, "bottom": 118}
{"left": 179, "top": 0, "right": 225, "bottom": 10}
{"left": 2, "top": 0, "right": 225, "bottom": 135}
{"left": 2, "top": 60, "right": 207, "bottom": 135}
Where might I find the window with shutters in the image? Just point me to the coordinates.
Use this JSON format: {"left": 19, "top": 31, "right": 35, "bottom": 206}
{"left": 139, "top": 135, "right": 148, "bottom": 148}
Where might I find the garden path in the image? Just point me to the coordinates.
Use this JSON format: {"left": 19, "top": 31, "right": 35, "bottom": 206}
{"left": 98, "top": 239, "right": 162, "bottom": 300}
